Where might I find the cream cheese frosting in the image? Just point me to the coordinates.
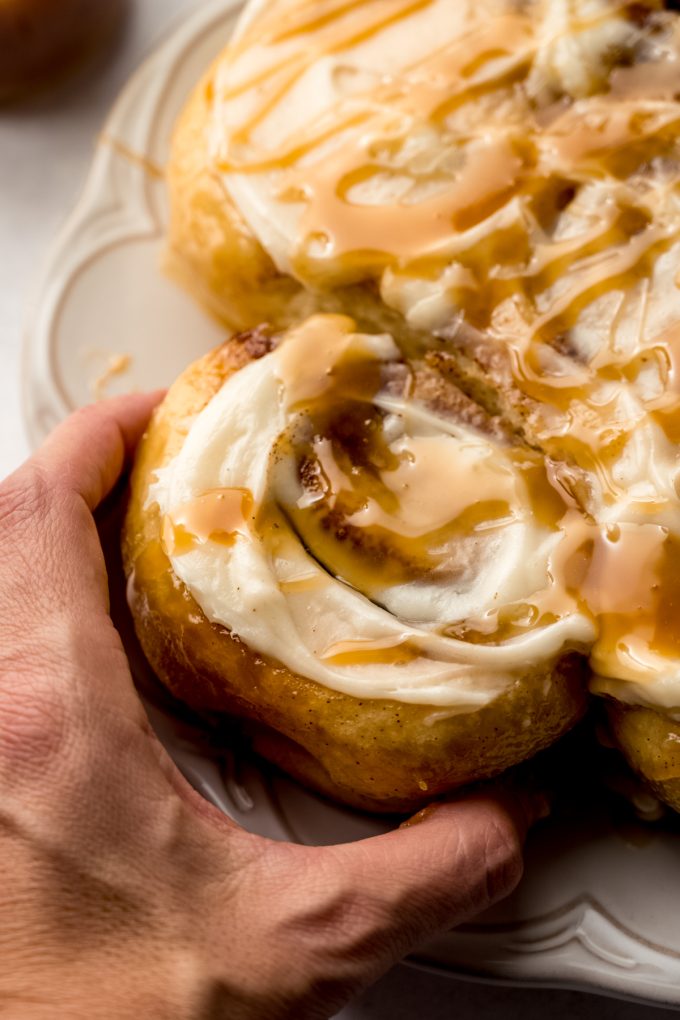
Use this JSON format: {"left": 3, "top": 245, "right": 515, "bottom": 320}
{"left": 212, "top": 0, "right": 680, "bottom": 308}
{"left": 200, "top": 0, "right": 680, "bottom": 714}
{"left": 209, "top": 0, "right": 680, "bottom": 499}
{"left": 148, "top": 314, "right": 680, "bottom": 714}
{"left": 150, "top": 315, "right": 595, "bottom": 709}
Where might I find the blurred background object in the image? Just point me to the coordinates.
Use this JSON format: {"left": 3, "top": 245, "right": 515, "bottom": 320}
{"left": 0, "top": 0, "right": 128, "bottom": 101}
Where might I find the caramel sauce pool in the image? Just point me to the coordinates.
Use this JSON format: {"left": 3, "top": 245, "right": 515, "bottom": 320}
{"left": 162, "top": 488, "right": 254, "bottom": 554}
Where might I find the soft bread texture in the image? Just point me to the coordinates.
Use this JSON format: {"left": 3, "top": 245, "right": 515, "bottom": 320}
{"left": 605, "top": 701, "right": 680, "bottom": 814}
{"left": 123, "top": 331, "right": 588, "bottom": 812}
{"left": 166, "top": 73, "right": 306, "bottom": 331}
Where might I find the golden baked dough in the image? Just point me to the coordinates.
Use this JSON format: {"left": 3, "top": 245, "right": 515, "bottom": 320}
{"left": 166, "top": 71, "right": 305, "bottom": 332}
{"left": 604, "top": 701, "right": 680, "bottom": 814}
{"left": 123, "top": 323, "right": 590, "bottom": 812}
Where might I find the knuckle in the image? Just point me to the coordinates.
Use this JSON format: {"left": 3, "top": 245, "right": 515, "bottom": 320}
{"left": 256, "top": 847, "right": 375, "bottom": 958}
{"left": 282, "top": 855, "right": 391, "bottom": 970}
{"left": 71, "top": 403, "right": 122, "bottom": 452}
{"left": 0, "top": 465, "right": 52, "bottom": 536}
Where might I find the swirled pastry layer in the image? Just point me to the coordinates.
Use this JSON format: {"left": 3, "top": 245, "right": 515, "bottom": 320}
{"left": 150, "top": 315, "right": 595, "bottom": 708}
{"left": 147, "top": 312, "right": 680, "bottom": 716}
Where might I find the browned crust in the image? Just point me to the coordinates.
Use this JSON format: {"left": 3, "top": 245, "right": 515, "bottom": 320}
{"left": 166, "top": 70, "right": 305, "bottom": 332}
{"left": 123, "top": 331, "right": 589, "bottom": 813}
{"left": 604, "top": 699, "right": 680, "bottom": 813}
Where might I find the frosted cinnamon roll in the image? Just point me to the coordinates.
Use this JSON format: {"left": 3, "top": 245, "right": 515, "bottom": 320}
{"left": 124, "top": 315, "right": 592, "bottom": 810}
{"left": 165, "top": 0, "right": 680, "bottom": 810}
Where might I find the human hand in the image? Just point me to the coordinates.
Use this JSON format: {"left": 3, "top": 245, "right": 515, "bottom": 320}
{"left": 0, "top": 395, "right": 546, "bottom": 1020}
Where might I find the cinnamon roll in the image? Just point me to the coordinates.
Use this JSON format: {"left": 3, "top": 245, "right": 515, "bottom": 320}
{"left": 161, "top": 0, "right": 680, "bottom": 811}
{"left": 124, "top": 315, "right": 592, "bottom": 811}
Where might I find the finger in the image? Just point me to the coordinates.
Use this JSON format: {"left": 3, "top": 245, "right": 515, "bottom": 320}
{"left": 322, "top": 787, "right": 543, "bottom": 956}
{"left": 0, "top": 392, "right": 162, "bottom": 632}
{"left": 231, "top": 786, "right": 544, "bottom": 1018}
{"left": 30, "top": 391, "right": 164, "bottom": 510}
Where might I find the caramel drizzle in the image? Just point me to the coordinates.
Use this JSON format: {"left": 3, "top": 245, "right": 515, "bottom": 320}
{"left": 213, "top": 1, "right": 680, "bottom": 511}
{"left": 271, "top": 316, "right": 680, "bottom": 682}
{"left": 320, "top": 635, "right": 424, "bottom": 666}
{"left": 270, "top": 321, "right": 573, "bottom": 649}
{"left": 196, "top": 4, "right": 680, "bottom": 682}
{"left": 222, "top": 0, "right": 436, "bottom": 157}
{"left": 164, "top": 313, "right": 680, "bottom": 683}
{"left": 162, "top": 488, "right": 254, "bottom": 554}
{"left": 547, "top": 516, "right": 680, "bottom": 677}
{"left": 278, "top": 382, "right": 680, "bottom": 673}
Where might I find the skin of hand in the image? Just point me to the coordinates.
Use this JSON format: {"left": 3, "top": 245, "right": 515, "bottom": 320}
{"left": 0, "top": 394, "right": 548, "bottom": 1020}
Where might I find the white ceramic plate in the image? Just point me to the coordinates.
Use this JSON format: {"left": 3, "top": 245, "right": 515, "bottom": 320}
{"left": 22, "top": 0, "right": 680, "bottom": 1007}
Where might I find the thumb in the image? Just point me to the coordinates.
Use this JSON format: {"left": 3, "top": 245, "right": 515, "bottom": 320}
{"left": 322, "top": 788, "right": 544, "bottom": 961}
{"left": 31, "top": 391, "right": 165, "bottom": 511}
{"left": 206, "top": 786, "right": 545, "bottom": 1020}
{"left": 0, "top": 392, "right": 163, "bottom": 621}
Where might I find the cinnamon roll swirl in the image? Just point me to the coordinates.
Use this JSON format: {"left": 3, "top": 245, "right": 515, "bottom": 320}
{"left": 124, "top": 315, "right": 591, "bottom": 810}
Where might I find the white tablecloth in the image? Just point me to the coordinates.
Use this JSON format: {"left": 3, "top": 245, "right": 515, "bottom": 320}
{"left": 0, "top": 2, "right": 674, "bottom": 1016}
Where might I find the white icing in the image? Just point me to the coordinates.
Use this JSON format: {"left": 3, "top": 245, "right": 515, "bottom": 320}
{"left": 150, "top": 318, "right": 593, "bottom": 708}
{"left": 212, "top": 0, "right": 680, "bottom": 331}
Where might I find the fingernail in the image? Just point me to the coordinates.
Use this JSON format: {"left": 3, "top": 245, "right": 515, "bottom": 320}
{"left": 399, "top": 803, "right": 441, "bottom": 829}
{"left": 528, "top": 790, "right": 552, "bottom": 822}
{"left": 513, "top": 787, "right": 553, "bottom": 829}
